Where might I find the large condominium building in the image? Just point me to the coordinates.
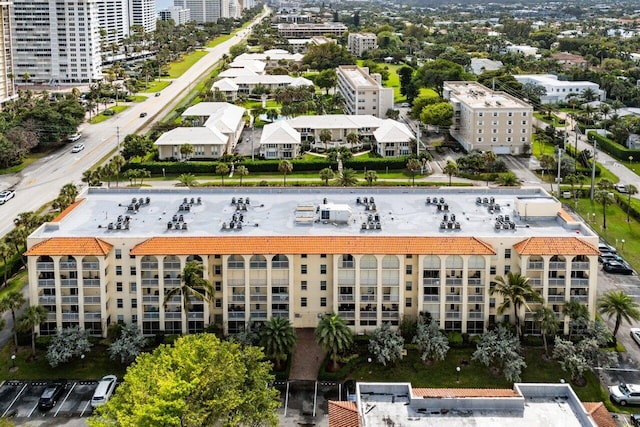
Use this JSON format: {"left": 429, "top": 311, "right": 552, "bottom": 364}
{"left": 173, "top": 0, "right": 228, "bottom": 23}
{"left": 276, "top": 22, "right": 347, "bottom": 38}
{"left": 443, "top": 81, "right": 533, "bottom": 155}
{"left": 0, "top": 1, "right": 15, "bottom": 105}
{"left": 159, "top": 6, "right": 190, "bottom": 25}
{"left": 347, "top": 33, "right": 377, "bottom": 57}
{"left": 26, "top": 187, "right": 599, "bottom": 338}
{"left": 12, "top": 0, "right": 103, "bottom": 84}
{"left": 97, "top": 0, "right": 130, "bottom": 46}
{"left": 337, "top": 65, "right": 394, "bottom": 118}
{"left": 129, "top": 0, "right": 156, "bottom": 33}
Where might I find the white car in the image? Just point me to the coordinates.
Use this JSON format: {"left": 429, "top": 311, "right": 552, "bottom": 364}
{"left": 91, "top": 375, "right": 117, "bottom": 408}
{"left": 610, "top": 383, "right": 640, "bottom": 406}
{"left": 631, "top": 328, "right": 640, "bottom": 346}
{"left": 71, "top": 143, "right": 85, "bottom": 153}
{"left": 616, "top": 184, "right": 628, "bottom": 193}
{"left": 0, "top": 190, "right": 15, "bottom": 205}
{"left": 67, "top": 133, "right": 81, "bottom": 142}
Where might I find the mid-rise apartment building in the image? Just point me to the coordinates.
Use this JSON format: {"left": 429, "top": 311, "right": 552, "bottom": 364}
{"left": 26, "top": 187, "right": 598, "bottom": 338}
{"left": 129, "top": 0, "right": 156, "bottom": 33}
{"left": 159, "top": 6, "right": 190, "bottom": 25}
{"left": 443, "top": 81, "right": 533, "bottom": 155}
{"left": 347, "top": 33, "right": 377, "bottom": 57}
{"left": 276, "top": 22, "right": 347, "bottom": 38}
{"left": 97, "top": 0, "right": 130, "bottom": 46}
{"left": 0, "top": 1, "right": 15, "bottom": 104}
{"left": 337, "top": 65, "right": 394, "bottom": 118}
{"left": 173, "top": 0, "right": 228, "bottom": 23}
{"left": 12, "top": 0, "right": 103, "bottom": 84}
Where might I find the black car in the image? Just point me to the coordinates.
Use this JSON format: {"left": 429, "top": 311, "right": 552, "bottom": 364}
{"left": 38, "top": 381, "right": 67, "bottom": 410}
{"left": 603, "top": 261, "right": 634, "bottom": 275}
{"left": 599, "top": 253, "right": 624, "bottom": 264}
{"left": 139, "top": 112, "right": 148, "bottom": 118}
{"left": 631, "top": 413, "right": 640, "bottom": 427}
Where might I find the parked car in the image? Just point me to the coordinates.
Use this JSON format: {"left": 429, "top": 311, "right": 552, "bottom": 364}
{"left": 603, "top": 261, "right": 634, "bottom": 275}
{"left": 103, "top": 109, "right": 115, "bottom": 116}
{"left": 610, "top": 383, "right": 640, "bottom": 406}
{"left": 71, "top": 143, "right": 85, "bottom": 153}
{"left": 598, "top": 242, "right": 617, "bottom": 254}
{"left": 139, "top": 112, "right": 147, "bottom": 118}
{"left": 91, "top": 375, "right": 117, "bottom": 408}
{"left": 631, "top": 328, "right": 640, "bottom": 347}
{"left": 38, "top": 381, "right": 67, "bottom": 410}
{"left": 0, "top": 190, "right": 15, "bottom": 205}
{"left": 631, "top": 413, "right": 640, "bottom": 426}
{"left": 598, "top": 253, "right": 624, "bottom": 264}
{"left": 616, "top": 184, "right": 628, "bottom": 193}
{"left": 67, "top": 133, "right": 81, "bottom": 142}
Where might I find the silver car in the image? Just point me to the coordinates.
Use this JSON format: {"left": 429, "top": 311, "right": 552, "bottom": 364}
{"left": 610, "top": 383, "right": 640, "bottom": 406}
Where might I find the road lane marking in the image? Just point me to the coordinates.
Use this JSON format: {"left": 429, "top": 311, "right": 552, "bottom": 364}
{"left": 54, "top": 382, "right": 76, "bottom": 417}
{"left": 2, "top": 383, "right": 27, "bottom": 417}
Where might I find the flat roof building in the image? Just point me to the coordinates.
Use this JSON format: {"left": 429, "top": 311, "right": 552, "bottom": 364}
{"left": 514, "top": 74, "right": 606, "bottom": 104}
{"left": 159, "top": 6, "right": 190, "bottom": 26}
{"left": 26, "top": 187, "right": 599, "bottom": 337}
{"left": 443, "top": 81, "right": 533, "bottom": 155}
{"left": 277, "top": 22, "right": 347, "bottom": 38}
{"left": 337, "top": 65, "right": 394, "bottom": 118}
{"left": 347, "top": 33, "right": 377, "bottom": 57}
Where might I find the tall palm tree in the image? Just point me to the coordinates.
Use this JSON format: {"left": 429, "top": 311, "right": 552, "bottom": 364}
{"left": 490, "top": 272, "right": 542, "bottom": 338}
{"left": 315, "top": 313, "right": 354, "bottom": 371}
{"left": 598, "top": 290, "right": 640, "bottom": 338}
{"left": 180, "top": 144, "right": 195, "bottom": 161}
{"left": 17, "top": 305, "right": 47, "bottom": 357}
{"left": 336, "top": 168, "right": 358, "bottom": 186}
{"left": 319, "top": 129, "right": 332, "bottom": 151}
{"left": 594, "top": 179, "right": 614, "bottom": 229}
{"left": 563, "top": 300, "right": 589, "bottom": 339}
{"left": 0, "top": 291, "right": 25, "bottom": 349}
{"left": 260, "top": 317, "right": 297, "bottom": 370}
{"left": 215, "top": 163, "right": 230, "bottom": 186}
{"left": 345, "top": 132, "right": 359, "bottom": 149}
{"left": 406, "top": 158, "right": 422, "bottom": 186}
{"left": 236, "top": 165, "right": 249, "bottom": 186}
{"left": 626, "top": 184, "right": 638, "bottom": 223}
{"left": 533, "top": 305, "right": 559, "bottom": 356}
{"left": 278, "top": 160, "right": 293, "bottom": 186}
{"left": 0, "top": 241, "right": 14, "bottom": 287}
{"left": 110, "top": 155, "right": 126, "bottom": 187}
{"left": 442, "top": 160, "right": 458, "bottom": 186}
{"left": 163, "top": 261, "right": 214, "bottom": 332}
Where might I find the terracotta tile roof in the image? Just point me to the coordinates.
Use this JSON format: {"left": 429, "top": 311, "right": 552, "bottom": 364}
{"left": 557, "top": 208, "right": 575, "bottom": 223}
{"left": 52, "top": 198, "right": 85, "bottom": 222}
{"left": 328, "top": 401, "right": 360, "bottom": 427}
{"left": 412, "top": 388, "right": 520, "bottom": 398}
{"left": 25, "top": 238, "right": 113, "bottom": 256}
{"left": 130, "top": 236, "right": 496, "bottom": 256}
{"left": 583, "top": 402, "right": 616, "bottom": 427}
{"left": 513, "top": 237, "right": 598, "bottom": 256}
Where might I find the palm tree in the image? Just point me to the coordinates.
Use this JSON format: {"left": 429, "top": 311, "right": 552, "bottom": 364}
{"left": 0, "top": 241, "right": 13, "bottom": 286}
{"left": 319, "top": 167, "right": 334, "bottom": 185}
{"left": 180, "top": 144, "right": 195, "bottom": 161}
{"left": 17, "top": 305, "right": 47, "bottom": 357}
{"left": 110, "top": 155, "right": 126, "bottom": 187}
{"left": 598, "top": 290, "right": 640, "bottom": 338}
{"left": 177, "top": 173, "right": 198, "bottom": 187}
{"left": 319, "top": 129, "right": 333, "bottom": 151}
{"left": 215, "top": 163, "right": 230, "bottom": 186}
{"left": 345, "top": 132, "right": 359, "bottom": 149}
{"left": 442, "top": 160, "right": 458, "bottom": 186}
{"left": 236, "top": 165, "right": 249, "bottom": 186}
{"left": 315, "top": 313, "right": 354, "bottom": 371}
{"left": 406, "top": 158, "right": 422, "bottom": 186}
{"left": 364, "top": 170, "right": 378, "bottom": 185}
{"left": 580, "top": 87, "right": 598, "bottom": 103}
{"left": 336, "top": 168, "right": 358, "bottom": 186}
{"left": 496, "top": 172, "right": 520, "bottom": 186}
{"left": 259, "top": 317, "right": 297, "bottom": 370}
{"left": 163, "top": 261, "right": 214, "bottom": 331}
{"left": 490, "top": 272, "right": 542, "bottom": 338}
{"left": 626, "top": 184, "right": 638, "bottom": 222}
{"left": 594, "top": 179, "right": 614, "bottom": 229}
{"left": 0, "top": 291, "right": 25, "bottom": 349}
{"left": 563, "top": 300, "right": 589, "bottom": 339}
{"left": 533, "top": 306, "right": 559, "bottom": 356}
{"left": 278, "top": 160, "right": 293, "bottom": 186}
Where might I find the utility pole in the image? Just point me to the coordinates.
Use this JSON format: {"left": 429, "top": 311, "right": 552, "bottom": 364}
{"left": 556, "top": 148, "right": 563, "bottom": 198}
{"left": 116, "top": 125, "right": 120, "bottom": 151}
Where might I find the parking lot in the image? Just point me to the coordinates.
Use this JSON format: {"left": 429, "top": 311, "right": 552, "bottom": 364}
{"left": 0, "top": 380, "right": 98, "bottom": 420}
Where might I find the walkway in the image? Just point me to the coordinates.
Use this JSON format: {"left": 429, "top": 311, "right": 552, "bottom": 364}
{"left": 289, "top": 328, "right": 325, "bottom": 381}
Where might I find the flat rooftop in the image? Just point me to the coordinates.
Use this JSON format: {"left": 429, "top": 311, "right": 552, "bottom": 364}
{"left": 445, "top": 81, "right": 531, "bottom": 109}
{"left": 30, "top": 187, "right": 596, "bottom": 240}
{"left": 339, "top": 66, "right": 381, "bottom": 89}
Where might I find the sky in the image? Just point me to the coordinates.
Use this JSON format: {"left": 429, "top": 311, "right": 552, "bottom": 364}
{"left": 157, "top": 0, "right": 172, "bottom": 10}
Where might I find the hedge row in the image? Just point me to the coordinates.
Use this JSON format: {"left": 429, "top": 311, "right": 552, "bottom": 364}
{"left": 588, "top": 132, "right": 640, "bottom": 162}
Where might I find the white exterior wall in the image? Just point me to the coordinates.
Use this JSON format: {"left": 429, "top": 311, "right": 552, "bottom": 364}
{"left": 97, "top": 0, "right": 129, "bottom": 45}
{"left": 129, "top": 0, "right": 155, "bottom": 33}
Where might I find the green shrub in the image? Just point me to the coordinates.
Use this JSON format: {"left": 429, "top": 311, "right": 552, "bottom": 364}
{"left": 588, "top": 132, "right": 640, "bottom": 162}
{"left": 523, "top": 335, "right": 545, "bottom": 347}
{"left": 447, "top": 332, "right": 464, "bottom": 346}
{"left": 318, "top": 354, "right": 365, "bottom": 381}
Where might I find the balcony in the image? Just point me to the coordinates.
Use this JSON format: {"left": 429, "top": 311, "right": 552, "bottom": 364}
{"left": 382, "top": 295, "right": 399, "bottom": 302}
{"left": 62, "top": 313, "right": 79, "bottom": 321}
{"left": 468, "top": 295, "right": 484, "bottom": 303}
{"left": 250, "top": 311, "right": 268, "bottom": 320}
{"left": 84, "top": 312, "right": 101, "bottom": 320}
{"left": 423, "top": 278, "right": 440, "bottom": 286}
{"left": 141, "top": 262, "right": 158, "bottom": 270}
{"left": 38, "top": 296, "right": 56, "bottom": 305}
{"left": 37, "top": 262, "right": 54, "bottom": 270}
{"left": 548, "top": 295, "right": 565, "bottom": 303}
{"left": 38, "top": 279, "right": 55, "bottom": 287}
{"left": 228, "top": 311, "right": 245, "bottom": 319}
{"left": 360, "top": 295, "right": 376, "bottom": 302}
{"left": 82, "top": 262, "right": 99, "bottom": 270}
{"left": 340, "top": 261, "right": 355, "bottom": 269}
{"left": 84, "top": 296, "right": 101, "bottom": 304}
{"left": 446, "top": 278, "right": 463, "bottom": 285}
{"left": 143, "top": 312, "right": 160, "bottom": 319}
{"left": 61, "top": 296, "right": 78, "bottom": 304}
{"left": 445, "top": 311, "right": 461, "bottom": 319}
{"left": 188, "top": 312, "right": 204, "bottom": 320}
{"left": 250, "top": 279, "right": 267, "bottom": 286}
{"left": 381, "top": 311, "right": 399, "bottom": 319}
{"left": 165, "top": 295, "right": 181, "bottom": 304}
{"left": 360, "top": 312, "right": 377, "bottom": 319}
{"left": 272, "top": 310, "right": 289, "bottom": 318}
{"left": 571, "top": 278, "right": 589, "bottom": 287}
{"left": 272, "top": 294, "right": 289, "bottom": 302}
{"left": 59, "top": 262, "right": 77, "bottom": 270}
{"left": 47, "top": 312, "right": 57, "bottom": 321}
{"left": 445, "top": 295, "right": 462, "bottom": 303}
{"left": 527, "top": 261, "right": 544, "bottom": 270}
{"left": 163, "top": 262, "right": 181, "bottom": 270}
{"left": 231, "top": 294, "right": 245, "bottom": 302}
{"left": 549, "top": 262, "right": 566, "bottom": 270}
{"left": 338, "top": 295, "right": 354, "bottom": 302}
{"left": 143, "top": 296, "right": 160, "bottom": 303}
{"left": 572, "top": 262, "right": 589, "bottom": 270}
{"left": 337, "top": 311, "right": 355, "bottom": 319}
{"left": 468, "top": 278, "right": 482, "bottom": 286}
{"left": 228, "top": 278, "right": 245, "bottom": 286}
{"left": 468, "top": 311, "right": 484, "bottom": 319}
{"left": 548, "top": 278, "right": 566, "bottom": 286}
{"left": 83, "top": 278, "right": 100, "bottom": 287}
{"left": 165, "top": 312, "right": 182, "bottom": 319}
{"left": 60, "top": 279, "right": 78, "bottom": 287}
{"left": 164, "top": 278, "right": 181, "bottom": 286}
{"left": 360, "top": 277, "right": 377, "bottom": 286}
{"left": 250, "top": 294, "right": 268, "bottom": 302}
{"left": 272, "top": 278, "right": 289, "bottom": 286}
{"left": 423, "top": 295, "right": 439, "bottom": 302}
{"left": 141, "top": 278, "right": 159, "bottom": 286}
{"left": 529, "top": 278, "right": 542, "bottom": 287}
{"left": 570, "top": 295, "right": 588, "bottom": 303}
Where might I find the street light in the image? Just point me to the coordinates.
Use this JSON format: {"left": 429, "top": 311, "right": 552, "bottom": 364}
{"left": 11, "top": 354, "right": 16, "bottom": 369}
{"left": 622, "top": 239, "right": 626, "bottom": 251}
{"left": 456, "top": 366, "right": 461, "bottom": 383}
{"left": 81, "top": 354, "right": 85, "bottom": 368}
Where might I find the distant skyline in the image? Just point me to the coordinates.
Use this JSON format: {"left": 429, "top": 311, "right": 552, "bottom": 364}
{"left": 157, "top": 0, "right": 172, "bottom": 9}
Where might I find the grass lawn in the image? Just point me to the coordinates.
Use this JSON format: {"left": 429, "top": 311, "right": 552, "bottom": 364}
{"left": 244, "top": 99, "right": 280, "bottom": 110}
{"left": 89, "top": 106, "right": 128, "bottom": 124}
{"left": 142, "top": 80, "right": 172, "bottom": 94}
{"left": 0, "top": 152, "right": 48, "bottom": 175}
{"left": 207, "top": 34, "right": 234, "bottom": 48}
{"left": 0, "top": 270, "right": 27, "bottom": 299}
{"left": 168, "top": 50, "right": 208, "bottom": 78}
{"left": 419, "top": 88, "right": 438, "bottom": 98}
{"left": 534, "top": 112, "right": 566, "bottom": 128}
{"left": 127, "top": 95, "right": 148, "bottom": 103}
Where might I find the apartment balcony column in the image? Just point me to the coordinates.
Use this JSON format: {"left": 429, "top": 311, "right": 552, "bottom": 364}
{"left": 353, "top": 254, "right": 362, "bottom": 333}
{"left": 460, "top": 257, "right": 469, "bottom": 332}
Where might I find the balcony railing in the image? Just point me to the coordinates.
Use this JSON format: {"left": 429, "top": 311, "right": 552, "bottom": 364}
{"left": 468, "top": 295, "right": 484, "bottom": 303}
{"left": 83, "top": 278, "right": 100, "bottom": 287}
{"left": 549, "top": 262, "right": 566, "bottom": 270}
{"left": 62, "top": 313, "right": 79, "bottom": 321}
{"left": 360, "top": 295, "right": 376, "bottom": 302}
{"left": 188, "top": 312, "right": 204, "bottom": 319}
{"left": 527, "top": 261, "right": 544, "bottom": 270}
{"left": 165, "top": 295, "right": 181, "bottom": 303}
{"left": 250, "top": 279, "right": 267, "bottom": 286}
{"left": 271, "top": 278, "right": 289, "bottom": 286}
{"left": 382, "top": 311, "right": 399, "bottom": 319}
{"left": 571, "top": 262, "right": 589, "bottom": 270}
{"left": 164, "top": 278, "right": 181, "bottom": 286}
{"left": 59, "top": 262, "right": 77, "bottom": 270}
{"left": 570, "top": 295, "right": 588, "bottom": 303}
{"left": 84, "top": 312, "right": 101, "bottom": 320}
{"left": 141, "top": 279, "right": 159, "bottom": 286}
{"left": 47, "top": 312, "right": 57, "bottom": 321}
{"left": 165, "top": 312, "right": 182, "bottom": 319}
{"left": 143, "top": 296, "right": 159, "bottom": 303}
{"left": 82, "top": 262, "right": 99, "bottom": 270}
{"left": 228, "top": 312, "right": 245, "bottom": 319}
{"left": 570, "top": 278, "right": 589, "bottom": 287}
{"left": 250, "top": 294, "right": 268, "bottom": 302}
{"left": 37, "top": 262, "right": 54, "bottom": 270}
{"left": 423, "top": 278, "right": 440, "bottom": 286}
{"left": 446, "top": 295, "right": 462, "bottom": 302}
{"left": 84, "top": 296, "right": 101, "bottom": 304}
{"left": 360, "top": 312, "right": 377, "bottom": 319}
{"left": 382, "top": 295, "right": 399, "bottom": 302}
{"left": 468, "top": 311, "right": 484, "bottom": 319}
{"left": 548, "top": 278, "right": 566, "bottom": 286}
{"left": 227, "top": 278, "right": 245, "bottom": 286}
{"left": 60, "top": 279, "right": 78, "bottom": 287}
{"left": 445, "top": 311, "right": 461, "bottom": 319}
{"left": 423, "top": 295, "right": 439, "bottom": 302}
{"left": 143, "top": 312, "right": 160, "bottom": 319}
{"left": 337, "top": 311, "right": 355, "bottom": 319}
{"left": 529, "top": 278, "right": 542, "bottom": 287}
{"left": 548, "top": 295, "right": 565, "bottom": 303}
{"left": 446, "top": 278, "right": 463, "bottom": 285}
{"left": 141, "top": 262, "right": 158, "bottom": 270}
{"left": 338, "top": 295, "right": 354, "bottom": 302}
{"left": 61, "top": 296, "right": 78, "bottom": 304}
{"left": 231, "top": 294, "right": 245, "bottom": 302}
{"left": 38, "top": 296, "right": 56, "bottom": 304}
{"left": 250, "top": 311, "right": 268, "bottom": 319}
{"left": 381, "top": 278, "right": 399, "bottom": 286}
{"left": 272, "top": 294, "right": 289, "bottom": 302}
{"left": 468, "top": 278, "right": 483, "bottom": 286}
{"left": 163, "top": 262, "right": 181, "bottom": 270}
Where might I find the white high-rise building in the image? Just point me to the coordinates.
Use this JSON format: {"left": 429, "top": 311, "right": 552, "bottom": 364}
{"left": 173, "top": 0, "right": 228, "bottom": 23}
{"left": 97, "top": 0, "right": 130, "bottom": 45}
{"left": 159, "top": 6, "right": 190, "bottom": 25}
{"left": 129, "top": 0, "right": 156, "bottom": 33}
{"left": 0, "top": 1, "right": 15, "bottom": 104}
{"left": 12, "top": 0, "right": 102, "bottom": 84}
{"left": 228, "top": 0, "right": 240, "bottom": 18}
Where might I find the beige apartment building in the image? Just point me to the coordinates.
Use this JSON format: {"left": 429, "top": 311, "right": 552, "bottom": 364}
{"left": 0, "top": 1, "right": 14, "bottom": 105}
{"left": 26, "top": 188, "right": 599, "bottom": 338}
{"left": 347, "top": 33, "right": 377, "bottom": 57}
{"left": 276, "top": 22, "right": 347, "bottom": 38}
{"left": 443, "top": 81, "right": 533, "bottom": 155}
{"left": 337, "top": 65, "right": 394, "bottom": 118}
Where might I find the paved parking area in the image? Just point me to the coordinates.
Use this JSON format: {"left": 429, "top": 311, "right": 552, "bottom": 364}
{"left": 277, "top": 380, "right": 338, "bottom": 426}
{"left": 0, "top": 380, "right": 97, "bottom": 420}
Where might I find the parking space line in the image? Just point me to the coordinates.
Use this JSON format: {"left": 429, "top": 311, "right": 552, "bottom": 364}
{"left": 283, "top": 381, "right": 290, "bottom": 416}
{"left": 54, "top": 382, "right": 77, "bottom": 417}
{"left": 313, "top": 381, "right": 318, "bottom": 418}
{"left": 80, "top": 399, "right": 91, "bottom": 417}
{"left": 28, "top": 400, "right": 39, "bottom": 418}
{"left": 2, "top": 383, "right": 27, "bottom": 417}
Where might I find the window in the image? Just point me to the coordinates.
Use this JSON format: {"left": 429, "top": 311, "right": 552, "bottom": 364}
{"left": 478, "top": 112, "right": 484, "bottom": 117}
{"left": 301, "top": 254, "right": 307, "bottom": 258}
{"left": 301, "top": 264, "right": 307, "bottom": 274}
{"left": 132, "top": 315, "right": 138, "bottom": 324}
{"left": 406, "top": 265, "right": 412, "bottom": 275}
{"left": 490, "top": 266, "right": 496, "bottom": 275}
{"left": 492, "top": 128, "right": 498, "bottom": 134}
{"left": 320, "top": 280, "right": 327, "bottom": 291}
{"left": 215, "top": 281, "right": 221, "bottom": 292}
{"left": 117, "top": 298, "right": 123, "bottom": 308}
{"left": 477, "top": 121, "right": 484, "bottom": 126}
{"left": 214, "top": 255, "right": 221, "bottom": 259}
{"left": 116, "top": 282, "right": 123, "bottom": 292}
{"left": 301, "top": 297, "right": 307, "bottom": 307}
{"left": 214, "top": 265, "right": 221, "bottom": 275}
{"left": 301, "top": 281, "right": 307, "bottom": 291}
{"left": 521, "top": 120, "right": 527, "bottom": 125}
{"left": 504, "top": 265, "right": 511, "bottom": 274}
{"left": 508, "top": 112, "right": 513, "bottom": 117}
{"left": 321, "top": 254, "right": 327, "bottom": 258}
{"left": 116, "top": 266, "right": 122, "bottom": 276}
{"left": 406, "top": 297, "right": 412, "bottom": 308}
{"left": 507, "top": 120, "right": 512, "bottom": 125}
{"left": 477, "top": 129, "right": 483, "bottom": 134}
{"left": 131, "top": 298, "right": 137, "bottom": 308}
{"left": 522, "top": 112, "right": 527, "bottom": 117}
{"left": 521, "top": 129, "right": 528, "bottom": 134}
{"left": 493, "top": 112, "right": 498, "bottom": 117}
{"left": 130, "top": 282, "right": 136, "bottom": 292}
{"left": 117, "top": 315, "right": 124, "bottom": 324}
{"left": 115, "top": 249, "right": 122, "bottom": 259}
{"left": 320, "top": 265, "right": 327, "bottom": 274}
{"left": 215, "top": 298, "right": 222, "bottom": 308}
{"left": 130, "top": 267, "right": 136, "bottom": 275}
{"left": 477, "top": 137, "right": 483, "bottom": 142}
{"left": 406, "top": 281, "right": 412, "bottom": 291}
{"left": 505, "top": 249, "right": 511, "bottom": 259}
{"left": 321, "top": 297, "right": 327, "bottom": 307}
